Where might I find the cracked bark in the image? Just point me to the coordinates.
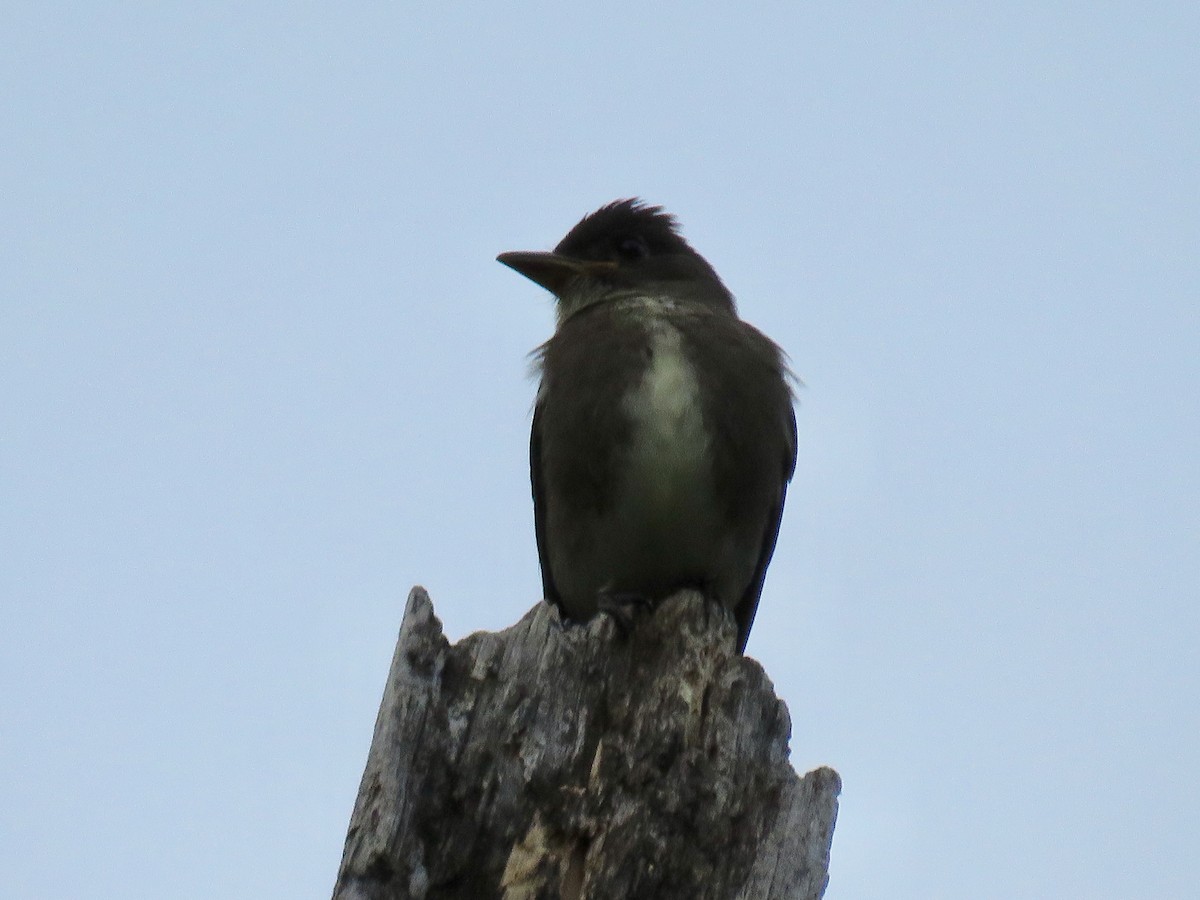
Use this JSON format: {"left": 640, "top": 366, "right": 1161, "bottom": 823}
{"left": 333, "top": 587, "right": 839, "bottom": 900}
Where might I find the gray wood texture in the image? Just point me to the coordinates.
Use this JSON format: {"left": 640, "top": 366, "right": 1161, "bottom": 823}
{"left": 333, "top": 587, "right": 839, "bottom": 900}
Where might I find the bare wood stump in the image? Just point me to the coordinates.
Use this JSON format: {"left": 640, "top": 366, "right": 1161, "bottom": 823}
{"left": 333, "top": 587, "right": 839, "bottom": 900}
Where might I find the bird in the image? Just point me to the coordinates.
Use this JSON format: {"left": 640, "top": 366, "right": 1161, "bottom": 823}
{"left": 497, "top": 199, "right": 795, "bottom": 653}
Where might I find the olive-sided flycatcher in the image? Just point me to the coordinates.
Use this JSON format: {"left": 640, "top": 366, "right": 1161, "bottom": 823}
{"left": 498, "top": 200, "right": 795, "bottom": 653}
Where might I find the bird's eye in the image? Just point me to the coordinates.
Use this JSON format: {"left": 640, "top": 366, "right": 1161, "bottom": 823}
{"left": 617, "top": 235, "right": 650, "bottom": 260}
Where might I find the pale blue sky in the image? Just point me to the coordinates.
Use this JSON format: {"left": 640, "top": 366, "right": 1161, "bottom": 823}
{"left": 3, "top": 4, "right": 1197, "bottom": 898}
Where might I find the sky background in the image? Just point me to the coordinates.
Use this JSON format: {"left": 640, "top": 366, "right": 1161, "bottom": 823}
{"left": 3, "top": 4, "right": 1197, "bottom": 898}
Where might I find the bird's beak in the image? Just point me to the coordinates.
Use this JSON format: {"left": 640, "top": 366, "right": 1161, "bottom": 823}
{"left": 497, "top": 251, "right": 616, "bottom": 296}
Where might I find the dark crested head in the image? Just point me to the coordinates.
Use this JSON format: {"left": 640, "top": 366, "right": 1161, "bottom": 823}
{"left": 553, "top": 199, "right": 691, "bottom": 262}
{"left": 497, "top": 199, "right": 736, "bottom": 318}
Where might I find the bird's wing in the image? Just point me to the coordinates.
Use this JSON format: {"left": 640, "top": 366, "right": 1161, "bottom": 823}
{"left": 735, "top": 404, "right": 798, "bottom": 653}
{"left": 529, "top": 399, "right": 560, "bottom": 608}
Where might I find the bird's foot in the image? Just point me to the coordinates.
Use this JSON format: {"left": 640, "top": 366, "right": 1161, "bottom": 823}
{"left": 596, "top": 590, "right": 655, "bottom": 639}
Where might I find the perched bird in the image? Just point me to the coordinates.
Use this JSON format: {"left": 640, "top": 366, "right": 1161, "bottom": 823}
{"left": 498, "top": 200, "right": 795, "bottom": 653}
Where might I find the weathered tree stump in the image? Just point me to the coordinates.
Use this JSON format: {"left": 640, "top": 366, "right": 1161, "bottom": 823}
{"left": 333, "top": 587, "right": 839, "bottom": 900}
